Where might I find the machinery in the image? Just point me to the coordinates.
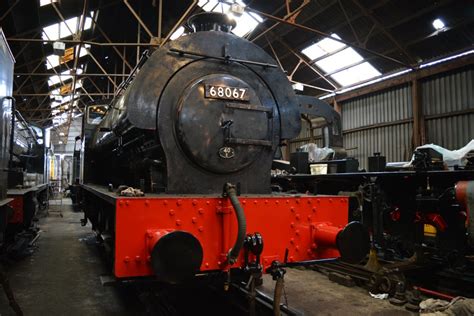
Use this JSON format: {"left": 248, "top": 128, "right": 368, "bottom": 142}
{"left": 75, "top": 13, "right": 369, "bottom": 285}
{"left": 275, "top": 117, "right": 474, "bottom": 294}
{"left": 0, "top": 28, "right": 46, "bottom": 251}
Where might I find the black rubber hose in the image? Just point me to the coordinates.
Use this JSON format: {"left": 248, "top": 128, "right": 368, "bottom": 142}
{"left": 224, "top": 183, "right": 247, "bottom": 265}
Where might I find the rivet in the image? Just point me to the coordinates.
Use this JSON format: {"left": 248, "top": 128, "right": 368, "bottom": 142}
{"left": 169, "top": 209, "right": 175, "bottom": 216}
{"left": 289, "top": 256, "right": 294, "bottom": 262}
{"left": 295, "top": 230, "right": 300, "bottom": 236}
{"left": 296, "top": 214, "right": 300, "bottom": 220}
{"left": 275, "top": 200, "right": 279, "bottom": 204}
{"left": 205, "top": 262, "right": 209, "bottom": 268}
{"left": 329, "top": 198, "right": 333, "bottom": 203}
{"left": 312, "top": 243, "right": 317, "bottom": 249}
{"left": 218, "top": 200, "right": 222, "bottom": 205}
{"left": 264, "top": 259, "right": 268, "bottom": 264}
{"left": 307, "top": 200, "right": 312, "bottom": 204}
{"left": 286, "top": 200, "right": 290, "bottom": 204}
{"left": 307, "top": 249, "right": 312, "bottom": 254}
{"left": 265, "top": 200, "right": 268, "bottom": 204}
{"left": 317, "top": 199, "right": 321, "bottom": 203}
{"left": 146, "top": 232, "right": 153, "bottom": 238}
{"left": 242, "top": 200, "right": 247, "bottom": 205}
{"left": 206, "top": 201, "right": 210, "bottom": 205}
{"left": 253, "top": 200, "right": 257, "bottom": 204}
{"left": 119, "top": 200, "right": 123, "bottom": 206}
{"left": 192, "top": 199, "right": 197, "bottom": 206}
{"left": 135, "top": 256, "right": 141, "bottom": 262}
{"left": 217, "top": 261, "right": 221, "bottom": 265}
{"left": 290, "top": 238, "right": 294, "bottom": 244}
{"left": 125, "top": 200, "right": 129, "bottom": 206}
{"left": 198, "top": 208, "right": 204, "bottom": 215}
{"left": 290, "top": 222, "right": 295, "bottom": 228}
{"left": 177, "top": 199, "right": 182, "bottom": 206}
{"left": 163, "top": 200, "right": 168, "bottom": 205}
{"left": 307, "top": 215, "right": 311, "bottom": 220}
{"left": 175, "top": 219, "right": 182, "bottom": 226}
{"left": 290, "top": 207, "right": 295, "bottom": 212}
{"left": 192, "top": 217, "right": 197, "bottom": 223}
{"left": 312, "top": 207, "right": 316, "bottom": 213}
{"left": 198, "top": 226, "right": 204, "bottom": 232}
{"left": 145, "top": 200, "right": 150, "bottom": 206}
{"left": 295, "top": 246, "right": 300, "bottom": 251}
{"left": 296, "top": 199, "right": 300, "bottom": 204}
{"left": 124, "top": 256, "right": 130, "bottom": 263}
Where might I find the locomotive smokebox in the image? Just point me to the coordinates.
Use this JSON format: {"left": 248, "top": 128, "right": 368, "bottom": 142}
{"left": 150, "top": 231, "right": 203, "bottom": 283}
{"left": 188, "top": 12, "right": 236, "bottom": 33}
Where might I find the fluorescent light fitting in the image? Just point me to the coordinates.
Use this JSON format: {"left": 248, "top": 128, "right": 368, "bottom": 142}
{"left": 432, "top": 18, "right": 445, "bottom": 30}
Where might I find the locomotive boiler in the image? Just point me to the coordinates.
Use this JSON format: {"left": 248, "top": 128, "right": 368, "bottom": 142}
{"left": 77, "top": 13, "right": 369, "bottom": 284}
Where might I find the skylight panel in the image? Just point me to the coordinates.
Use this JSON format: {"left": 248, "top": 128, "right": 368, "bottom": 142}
{"left": 301, "top": 33, "right": 382, "bottom": 87}
{"left": 318, "top": 34, "right": 345, "bottom": 54}
{"left": 197, "top": 0, "right": 262, "bottom": 37}
{"left": 315, "top": 47, "right": 363, "bottom": 73}
{"left": 50, "top": 80, "right": 83, "bottom": 98}
{"left": 40, "top": 0, "right": 57, "bottom": 7}
{"left": 42, "top": 14, "right": 93, "bottom": 41}
{"left": 48, "top": 70, "right": 72, "bottom": 87}
{"left": 301, "top": 44, "right": 326, "bottom": 60}
{"left": 301, "top": 34, "right": 345, "bottom": 61}
{"left": 45, "top": 45, "right": 90, "bottom": 69}
{"left": 331, "top": 62, "right": 381, "bottom": 87}
{"left": 170, "top": 26, "right": 185, "bottom": 40}
{"left": 232, "top": 12, "right": 262, "bottom": 37}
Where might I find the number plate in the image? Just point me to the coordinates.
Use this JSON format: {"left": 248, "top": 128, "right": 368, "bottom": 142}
{"left": 204, "top": 85, "right": 249, "bottom": 101}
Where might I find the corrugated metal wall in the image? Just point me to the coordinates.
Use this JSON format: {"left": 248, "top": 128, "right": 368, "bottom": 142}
{"left": 289, "top": 120, "right": 323, "bottom": 153}
{"left": 341, "top": 84, "right": 413, "bottom": 169}
{"left": 423, "top": 68, "right": 474, "bottom": 149}
{"left": 289, "top": 66, "right": 473, "bottom": 170}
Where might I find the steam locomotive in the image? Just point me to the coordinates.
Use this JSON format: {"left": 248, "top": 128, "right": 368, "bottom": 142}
{"left": 75, "top": 13, "right": 369, "bottom": 285}
{"left": 0, "top": 29, "right": 46, "bottom": 251}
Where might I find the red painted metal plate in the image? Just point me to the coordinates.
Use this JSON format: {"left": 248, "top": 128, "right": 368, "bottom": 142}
{"left": 115, "top": 196, "right": 348, "bottom": 278}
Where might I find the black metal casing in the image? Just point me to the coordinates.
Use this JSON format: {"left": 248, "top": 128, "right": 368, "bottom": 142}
{"left": 85, "top": 18, "right": 301, "bottom": 194}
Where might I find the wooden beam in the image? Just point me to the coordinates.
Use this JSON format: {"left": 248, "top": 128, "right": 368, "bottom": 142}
{"left": 411, "top": 79, "right": 425, "bottom": 148}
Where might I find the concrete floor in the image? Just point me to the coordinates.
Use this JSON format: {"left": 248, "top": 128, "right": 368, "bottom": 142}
{"left": 261, "top": 269, "right": 411, "bottom": 315}
{"left": 0, "top": 201, "right": 136, "bottom": 316}
{"left": 0, "top": 201, "right": 411, "bottom": 315}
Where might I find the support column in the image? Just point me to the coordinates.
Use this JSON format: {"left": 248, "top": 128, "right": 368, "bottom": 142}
{"left": 411, "top": 79, "right": 426, "bottom": 149}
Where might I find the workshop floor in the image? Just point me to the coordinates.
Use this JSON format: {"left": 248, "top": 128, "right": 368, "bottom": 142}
{"left": 0, "top": 200, "right": 137, "bottom": 316}
{"left": 1, "top": 200, "right": 409, "bottom": 315}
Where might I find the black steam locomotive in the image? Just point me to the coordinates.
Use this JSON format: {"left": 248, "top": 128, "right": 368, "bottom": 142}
{"left": 75, "top": 12, "right": 368, "bottom": 287}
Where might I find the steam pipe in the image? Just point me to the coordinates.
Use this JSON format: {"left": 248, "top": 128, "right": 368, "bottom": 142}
{"left": 224, "top": 182, "right": 247, "bottom": 265}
